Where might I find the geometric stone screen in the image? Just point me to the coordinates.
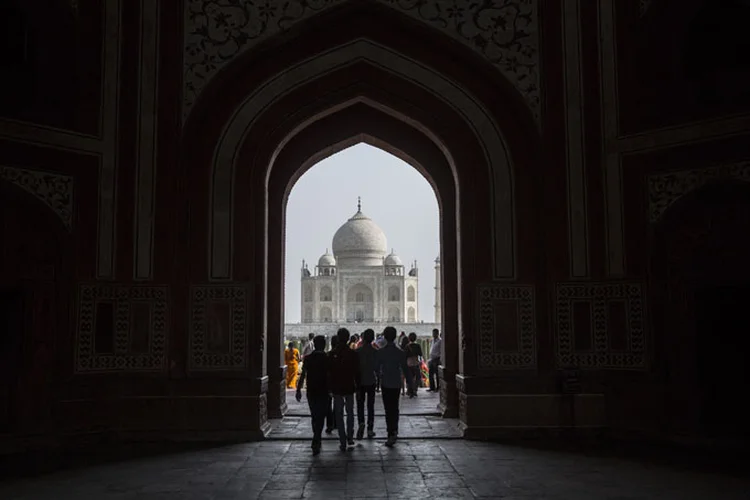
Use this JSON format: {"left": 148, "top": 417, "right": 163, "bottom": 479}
{"left": 555, "top": 282, "right": 646, "bottom": 369}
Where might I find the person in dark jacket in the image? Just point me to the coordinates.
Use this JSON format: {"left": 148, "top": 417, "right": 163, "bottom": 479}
{"left": 355, "top": 328, "right": 378, "bottom": 440}
{"left": 398, "top": 332, "right": 410, "bottom": 395}
{"left": 296, "top": 335, "right": 329, "bottom": 455}
{"left": 376, "top": 326, "right": 412, "bottom": 447}
{"left": 325, "top": 335, "right": 339, "bottom": 434}
{"left": 328, "top": 328, "right": 361, "bottom": 451}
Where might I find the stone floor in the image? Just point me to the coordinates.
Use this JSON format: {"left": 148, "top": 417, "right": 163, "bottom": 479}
{"left": 269, "top": 414, "right": 463, "bottom": 440}
{"left": 273, "top": 389, "right": 463, "bottom": 440}
{"left": 1, "top": 439, "right": 749, "bottom": 499}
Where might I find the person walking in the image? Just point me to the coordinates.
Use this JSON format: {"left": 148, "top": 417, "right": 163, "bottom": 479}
{"left": 374, "top": 333, "right": 386, "bottom": 393}
{"left": 325, "top": 335, "right": 339, "bottom": 434}
{"left": 301, "top": 332, "right": 315, "bottom": 359}
{"left": 428, "top": 329, "right": 442, "bottom": 392}
{"left": 284, "top": 341, "right": 300, "bottom": 388}
{"left": 376, "top": 326, "right": 412, "bottom": 447}
{"left": 355, "top": 329, "right": 378, "bottom": 440}
{"left": 295, "top": 335, "right": 330, "bottom": 455}
{"left": 405, "top": 332, "right": 423, "bottom": 397}
{"left": 328, "top": 328, "right": 361, "bottom": 451}
{"left": 398, "top": 332, "right": 410, "bottom": 395}
{"left": 299, "top": 332, "right": 315, "bottom": 390}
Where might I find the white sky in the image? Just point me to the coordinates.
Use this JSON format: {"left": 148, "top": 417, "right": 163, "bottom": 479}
{"left": 285, "top": 143, "right": 440, "bottom": 323}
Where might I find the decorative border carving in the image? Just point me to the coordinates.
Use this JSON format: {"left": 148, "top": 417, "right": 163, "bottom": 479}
{"left": 189, "top": 286, "right": 248, "bottom": 371}
{"left": 477, "top": 284, "right": 536, "bottom": 369}
{"left": 0, "top": 165, "right": 74, "bottom": 231}
{"left": 259, "top": 393, "right": 268, "bottom": 427}
{"left": 555, "top": 282, "right": 646, "bottom": 369}
{"left": 458, "top": 391, "right": 468, "bottom": 423}
{"left": 76, "top": 284, "right": 168, "bottom": 372}
{"left": 648, "top": 161, "right": 750, "bottom": 223}
{"left": 183, "top": 0, "right": 540, "bottom": 123}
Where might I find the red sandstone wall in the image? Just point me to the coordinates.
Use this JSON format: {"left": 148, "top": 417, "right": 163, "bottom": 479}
{"left": 0, "top": 0, "right": 748, "bottom": 446}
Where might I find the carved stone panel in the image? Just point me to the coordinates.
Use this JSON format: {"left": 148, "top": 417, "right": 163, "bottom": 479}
{"left": 0, "top": 166, "right": 74, "bottom": 231}
{"left": 183, "top": 0, "right": 540, "bottom": 123}
{"left": 648, "top": 161, "right": 750, "bottom": 223}
{"left": 76, "top": 285, "right": 168, "bottom": 373}
{"left": 189, "top": 286, "right": 248, "bottom": 371}
{"left": 477, "top": 284, "right": 536, "bottom": 370}
{"left": 555, "top": 283, "right": 646, "bottom": 369}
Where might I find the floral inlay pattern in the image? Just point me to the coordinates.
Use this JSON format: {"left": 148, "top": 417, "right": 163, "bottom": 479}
{"left": 0, "top": 166, "right": 74, "bottom": 231}
{"left": 184, "top": 0, "right": 540, "bottom": 123}
{"left": 648, "top": 161, "right": 750, "bottom": 223}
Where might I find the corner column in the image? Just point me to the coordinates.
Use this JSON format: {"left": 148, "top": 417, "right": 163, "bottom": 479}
{"left": 438, "top": 366, "right": 459, "bottom": 417}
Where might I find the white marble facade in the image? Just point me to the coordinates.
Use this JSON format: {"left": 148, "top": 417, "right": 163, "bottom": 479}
{"left": 300, "top": 201, "right": 428, "bottom": 324}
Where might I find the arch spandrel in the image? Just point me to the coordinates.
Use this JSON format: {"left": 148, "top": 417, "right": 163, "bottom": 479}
{"left": 183, "top": 0, "right": 540, "bottom": 124}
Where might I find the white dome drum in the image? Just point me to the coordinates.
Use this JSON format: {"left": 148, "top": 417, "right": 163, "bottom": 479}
{"left": 332, "top": 208, "right": 388, "bottom": 267}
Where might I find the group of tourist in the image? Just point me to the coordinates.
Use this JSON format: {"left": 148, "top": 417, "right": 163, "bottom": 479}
{"left": 289, "top": 327, "right": 442, "bottom": 454}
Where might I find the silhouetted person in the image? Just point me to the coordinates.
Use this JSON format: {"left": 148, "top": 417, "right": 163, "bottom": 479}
{"left": 376, "top": 326, "right": 412, "bottom": 447}
{"left": 301, "top": 332, "right": 315, "bottom": 359}
{"left": 374, "top": 332, "right": 386, "bottom": 392}
{"left": 356, "top": 328, "right": 377, "bottom": 439}
{"left": 328, "top": 328, "right": 361, "bottom": 450}
{"left": 325, "top": 335, "right": 339, "bottom": 434}
{"left": 428, "top": 329, "right": 442, "bottom": 392}
{"left": 398, "top": 332, "right": 410, "bottom": 395}
{"left": 296, "top": 335, "right": 329, "bottom": 455}
{"left": 405, "top": 332, "right": 423, "bottom": 397}
{"left": 399, "top": 331, "right": 408, "bottom": 350}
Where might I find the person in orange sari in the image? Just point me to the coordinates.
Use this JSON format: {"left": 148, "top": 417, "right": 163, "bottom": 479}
{"left": 285, "top": 341, "right": 301, "bottom": 388}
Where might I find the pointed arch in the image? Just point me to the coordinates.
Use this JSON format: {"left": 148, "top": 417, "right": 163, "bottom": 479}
{"left": 208, "top": 39, "right": 514, "bottom": 281}
{"left": 181, "top": 5, "right": 542, "bottom": 417}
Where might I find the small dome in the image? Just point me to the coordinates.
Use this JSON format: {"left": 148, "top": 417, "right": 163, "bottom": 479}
{"left": 384, "top": 250, "right": 402, "bottom": 266}
{"left": 318, "top": 250, "right": 336, "bottom": 267}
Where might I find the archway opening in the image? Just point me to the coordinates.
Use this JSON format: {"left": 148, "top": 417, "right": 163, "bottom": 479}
{"left": 182, "top": 4, "right": 542, "bottom": 435}
{"left": 650, "top": 181, "right": 750, "bottom": 444}
{"left": 277, "top": 143, "right": 452, "bottom": 435}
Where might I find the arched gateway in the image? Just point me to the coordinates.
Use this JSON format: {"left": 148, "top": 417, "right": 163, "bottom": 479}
{"left": 182, "top": 3, "right": 541, "bottom": 430}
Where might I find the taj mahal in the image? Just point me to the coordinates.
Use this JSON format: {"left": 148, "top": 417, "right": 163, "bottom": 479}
{"left": 284, "top": 199, "right": 441, "bottom": 339}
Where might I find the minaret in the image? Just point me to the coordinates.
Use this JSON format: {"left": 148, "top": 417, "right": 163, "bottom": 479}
{"left": 434, "top": 256, "right": 441, "bottom": 323}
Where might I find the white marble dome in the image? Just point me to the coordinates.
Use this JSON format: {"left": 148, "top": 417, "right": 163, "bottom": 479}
{"left": 318, "top": 250, "right": 336, "bottom": 267}
{"left": 332, "top": 208, "right": 388, "bottom": 267}
{"left": 384, "top": 250, "right": 402, "bottom": 266}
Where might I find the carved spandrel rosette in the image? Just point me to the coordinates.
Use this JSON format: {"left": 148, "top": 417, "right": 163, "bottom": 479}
{"left": 648, "top": 161, "right": 750, "bottom": 223}
{"left": 0, "top": 165, "right": 74, "bottom": 231}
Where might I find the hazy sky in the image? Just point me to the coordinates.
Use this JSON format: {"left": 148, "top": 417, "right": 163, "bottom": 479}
{"left": 285, "top": 143, "right": 440, "bottom": 323}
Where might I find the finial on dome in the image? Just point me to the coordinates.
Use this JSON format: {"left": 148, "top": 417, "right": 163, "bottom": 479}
{"left": 357, "top": 196, "right": 361, "bottom": 212}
